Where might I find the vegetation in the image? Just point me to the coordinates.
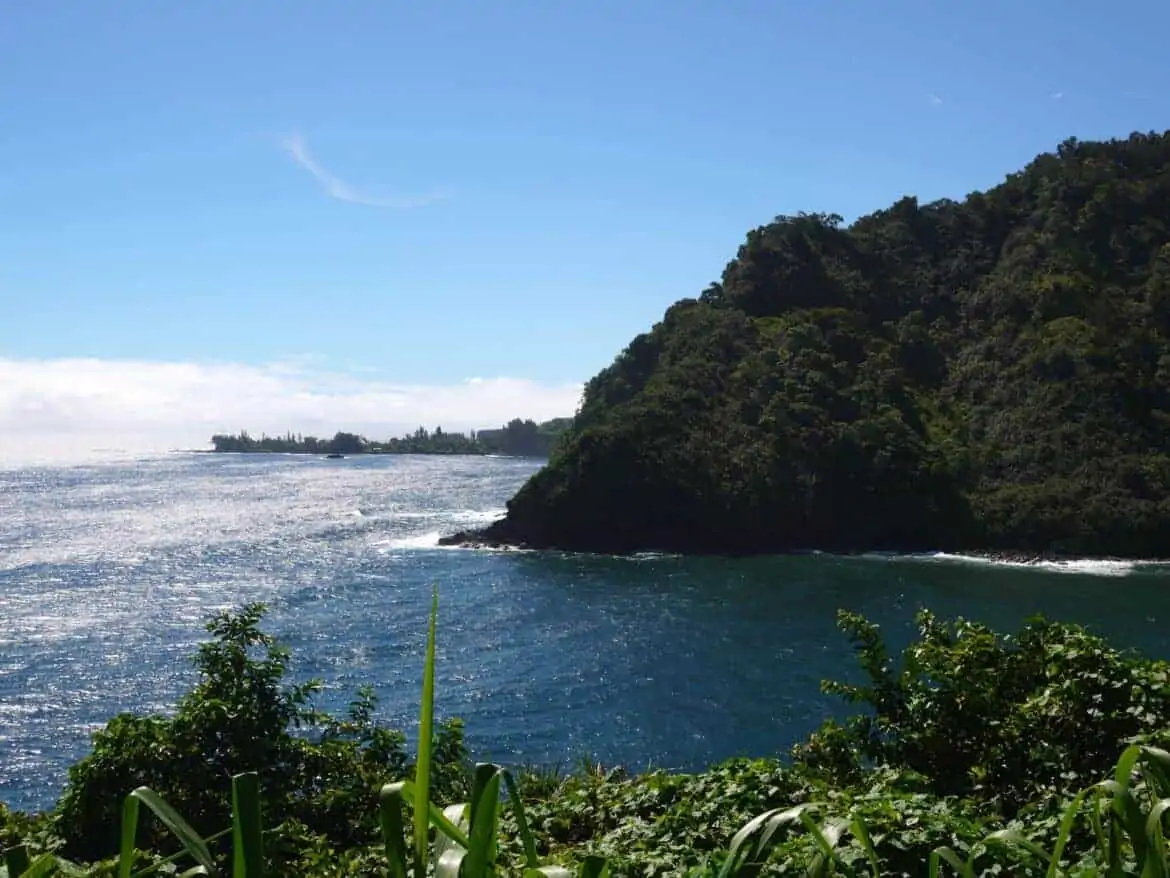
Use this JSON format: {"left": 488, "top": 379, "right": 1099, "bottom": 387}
{"left": 462, "top": 131, "right": 1170, "bottom": 556}
{"left": 210, "top": 418, "right": 573, "bottom": 458}
{"left": 6, "top": 596, "right": 1170, "bottom": 876}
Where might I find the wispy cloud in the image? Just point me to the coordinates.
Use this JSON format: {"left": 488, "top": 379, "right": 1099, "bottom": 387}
{"left": 927, "top": 92, "right": 943, "bottom": 106}
{"left": 1051, "top": 91, "right": 1064, "bottom": 100}
{"left": 0, "top": 357, "right": 581, "bottom": 464}
{"left": 280, "top": 134, "right": 445, "bottom": 208}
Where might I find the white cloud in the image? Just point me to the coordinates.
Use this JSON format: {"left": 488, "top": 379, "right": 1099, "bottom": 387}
{"left": 0, "top": 357, "right": 582, "bottom": 464}
{"left": 927, "top": 92, "right": 943, "bottom": 106}
{"left": 1051, "top": 91, "right": 1064, "bottom": 100}
{"left": 280, "top": 134, "right": 446, "bottom": 208}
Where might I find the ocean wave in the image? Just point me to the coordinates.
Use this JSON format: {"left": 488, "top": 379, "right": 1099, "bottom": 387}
{"left": 901, "top": 552, "right": 1152, "bottom": 577}
{"left": 389, "top": 508, "right": 506, "bottom": 523}
{"left": 376, "top": 531, "right": 446, "bottom": 550}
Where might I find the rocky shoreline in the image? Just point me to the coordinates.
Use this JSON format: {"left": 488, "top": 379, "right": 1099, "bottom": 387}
{"left": 437, "top": 522, "right": 536, "bottom": 551}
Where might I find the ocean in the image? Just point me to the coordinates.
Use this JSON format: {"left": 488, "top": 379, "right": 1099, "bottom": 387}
{"left": 3, "top": 451, "right": 1170, "bottom": 813}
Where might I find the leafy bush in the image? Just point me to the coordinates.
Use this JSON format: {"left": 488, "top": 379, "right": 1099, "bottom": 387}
{"left": 54, "top": 603, "right": 467, "bottom": 864}
{"left": 798, "top": 609, "right": 1170, "bottom": 814}
{"left": 8, "top": 603, "right": 1170, "bottom": 877}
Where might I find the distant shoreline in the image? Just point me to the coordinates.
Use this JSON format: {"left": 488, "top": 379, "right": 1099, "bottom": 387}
{"left": 207, "top": 418, "right": 572, "bottom": 458}
{"left": 191, "top": 448, "right": 547, "bottom": 458}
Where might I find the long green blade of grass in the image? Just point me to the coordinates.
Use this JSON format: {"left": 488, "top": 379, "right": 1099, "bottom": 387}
{"left": 468, "top": 763, "right": 499, "bottom": 835}
{"left": 1045, "top": 786, "right": 1092, "bottom": 878}
{"left": 118, "top": 793, "right": 142, "bottom": 878}
{"left": 380, "top": 782, "right": 473, "bottom": 870}
{"left": 1106, "top": 779, "right": 1151, "bottom": 867}
{"left": 1142, "top": 797, "right": 1170, "bottom": 878}
{"left": 577, "top": 856, "right": 610, "bottom": 878}
{"left": 463, "top": 768, "right": 502, "bottom": 876}
{"left": 717, "top": 805, "right": 802, "bottom": 878}
{"left": 503, "top": 769, "right": 541, "bottom": 870}
{"left": 849, "top": 815, "right": 882, "bottom": 878}
{"left": 16, "top": 853, "right": 60, "bottom": 878}
{"left": 414, "top": 586, "right": 439, "bottom": 878}
{"left": 379, "top": 782, "right": 409, "bottom": 878}
{"left": 798, "top": 811, "right": 849, "bottom": 878}
{"left": 231, "top": 772, "right": 263, "bottom": 878}
{"left": 984, "top": 829, "right": 1052, "bottom": 869}
{"left": 123, "top": 786, "right": 217, "bottom": 876}
{"left": 929, "top": 846, "right": 975, "bottom": 878}
{"left": 128, "top": 828, "right": 230, "bottom": 878}
{"left": 391, "top": 781, "right": 471, "bottom": 849}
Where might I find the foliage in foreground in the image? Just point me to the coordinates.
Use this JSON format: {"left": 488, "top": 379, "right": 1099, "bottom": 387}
{"left": 5, "top": 601, "right": 1170, "bottom": 875}
{"left": 45, "top": 602, "right": 468, "bottom": 864}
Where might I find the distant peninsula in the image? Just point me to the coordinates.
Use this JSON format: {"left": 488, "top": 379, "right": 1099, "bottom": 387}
{"left": 210, "top": 417, "right": 572, "bottom": 458}
{"left": 443, "top": 131, "right": 1170, "bottom": 559}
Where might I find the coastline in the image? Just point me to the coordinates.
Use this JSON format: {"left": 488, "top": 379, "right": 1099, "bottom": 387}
{"left": 189, "top": 449, "right": 547, "bottom": 458}
{"left": 436, "top": 525, "right": 1167, "bottom": 564}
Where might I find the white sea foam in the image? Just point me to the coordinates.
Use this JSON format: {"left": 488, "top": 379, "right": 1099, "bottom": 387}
{"left": 450, "top": 507, "right": 507, "bottom": 524}
{"left": 914, "top": 552, "right": 1139, "bottom": 577}
{"left": 377, "top": 531, "right": 445, "bottom": 550}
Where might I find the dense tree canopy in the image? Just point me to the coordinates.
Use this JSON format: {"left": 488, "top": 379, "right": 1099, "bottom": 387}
{"left": 461, "top": 131, "right": 1170, "bottom": 557}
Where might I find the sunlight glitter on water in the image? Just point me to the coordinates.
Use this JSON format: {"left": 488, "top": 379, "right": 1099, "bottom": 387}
{"left": 4, "top": 452, "right": 1170, "bottom": 815}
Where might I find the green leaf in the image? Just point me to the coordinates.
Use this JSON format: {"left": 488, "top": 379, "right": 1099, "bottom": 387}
{"left": 849, "top": 814, "right": 882, "bottom": 878}
{"left": 17, "top": 854, "right": 60, "bottom": 878}
{"left": 1046, "top": 786, "right": 1091, "bottom": 878}
{"left": 124, "top": 786, "right": 217, "bottom": 877}
{"left": 230, "top": 772, "right": 263, "bottom": 878}
{"left": 463, "top": 769, "right": 502, "bottom": 876}
{"left": 719, "top": 805, "right": 807, "bottom": 878}
{"left": 468, "top": 762, "right": 499, "bottom": 832}
{"left": 413, "top": 586, "right": 439, "bottom": 878}
{"left": 984, "top": 828, "right": 1052, "bottom": 867}
{"left": 118, "top": 793, "right": 141, "bottom": 878}
{"left": 503, "top": 769, "right": 541, "bottom": 870}
{"left": 1141, "top": 797, "right": 1170, "bottom": 878}
{"left": 378, "top": 782, "right": 409, "bottom": 878}
{"left": 929, "top": 846, "right": 974, "bottom": 878}
{"left": 577, "top": 857, "right": 610, "bottom": 878}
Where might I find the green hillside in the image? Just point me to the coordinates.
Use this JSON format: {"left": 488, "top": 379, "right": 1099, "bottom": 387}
{"left": 456, "top": 131, "right": 1170, "bottom": 557}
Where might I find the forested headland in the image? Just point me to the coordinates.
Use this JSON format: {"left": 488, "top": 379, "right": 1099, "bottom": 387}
{"left": 448, "top": 131, "right": 1170, "bottom": 558}
{"left": 209, "top": 417, "right": 572, "bottom": 458}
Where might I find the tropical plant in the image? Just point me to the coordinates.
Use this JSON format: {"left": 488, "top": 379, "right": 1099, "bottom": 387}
{"left": 796, "top": 609, "right": 1170, "bottom": 813}
{"left": 54, "top": 602, "right": 466, "bottom": 865}
{"left": 378, "top": 586, "right": 609, "bottom": 877}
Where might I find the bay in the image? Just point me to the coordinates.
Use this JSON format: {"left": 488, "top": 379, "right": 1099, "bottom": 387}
{"left": 3, "top": 452, "right": 1170, "bottom": 814}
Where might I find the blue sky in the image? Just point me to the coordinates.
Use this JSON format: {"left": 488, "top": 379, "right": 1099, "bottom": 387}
{"left": 1, "top": 0, "right": 1168, "bottom": 455}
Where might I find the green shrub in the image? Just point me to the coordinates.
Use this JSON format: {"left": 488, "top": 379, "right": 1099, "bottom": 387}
{"left": 8, "top": 602, "right": 1170, "bottom": 877}
{"left": 54, "top": 603, "right": 466, "bottom": 865}
{"left": 799, "top": 609, "right": 1170, "bottom": 813}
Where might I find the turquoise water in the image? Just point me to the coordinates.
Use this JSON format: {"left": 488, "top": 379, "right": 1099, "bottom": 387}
{"left": 3, "top": 452, "right": 1170, "bottom": 813}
